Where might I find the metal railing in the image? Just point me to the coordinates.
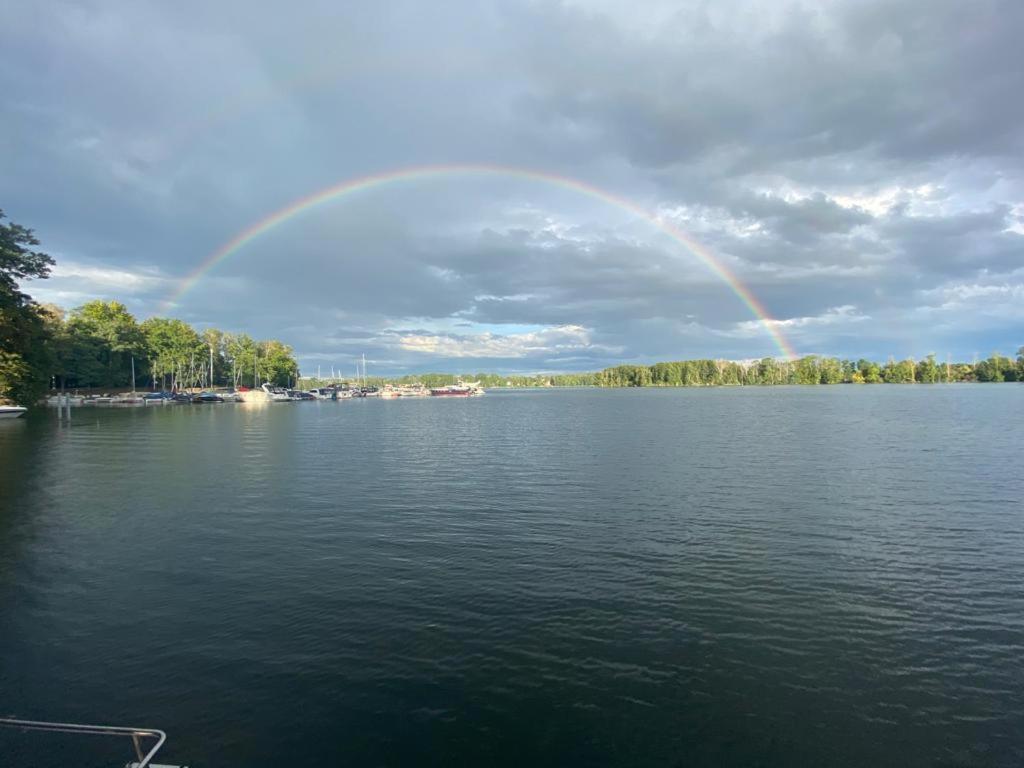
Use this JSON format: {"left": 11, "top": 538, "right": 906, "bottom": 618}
{"left": 0, "top": 716, "right": 169, "bottom": 767}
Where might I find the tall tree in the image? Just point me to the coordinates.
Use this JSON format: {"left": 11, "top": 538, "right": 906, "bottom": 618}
{"left": 67, "top": 300, "right": 145, "bottom": 387}
{"left": 225, "top": 333, "right": 257, "bottom": 387}
{"left": 0, "top": 210, "right": 55, "bottom": 404}
{"left": 916, "top": 354, "right": 940, "bottom": 383}
{"left": 39, "top": 304, "right": 105, "bottom": 390}
{"left": 140, "top": 317, "right": 203, "bottom": 390}
{"left": 259, "top": 340, "right": 300, "bottom": 386}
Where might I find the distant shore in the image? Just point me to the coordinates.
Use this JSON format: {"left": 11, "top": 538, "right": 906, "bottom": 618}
{"left": 302, "top": 352, "right": 1023, "bottom": 390}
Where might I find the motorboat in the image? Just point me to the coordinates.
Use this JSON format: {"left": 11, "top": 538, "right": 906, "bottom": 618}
{"left": 0, "top": 405, "right": 27, "bottom": 419}
{"left": 261, "top": 383, "right": 294, "bottom": 402}
{"left": 191, "top": 391, "right": 225, "bottom": 403}
{"left": 430, "top": 381, "right": 486, "bottom": 397}
{"left": 307, "top": 388, "right": 337, "bottom": 400}
{"left": 380, "top": 384, "right": 429, "bottom": 398}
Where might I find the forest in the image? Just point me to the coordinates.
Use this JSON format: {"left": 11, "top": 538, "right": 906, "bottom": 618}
{"left": 592, "top": 352, "right": 1023, "bottom": 387}
{"left": 0, "top": 210, "right": 299, "bottom": 404}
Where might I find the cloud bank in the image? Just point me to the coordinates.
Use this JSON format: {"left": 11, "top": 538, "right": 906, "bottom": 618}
{"left": 2, "top": 0, "right": 1021, "bottom": 372}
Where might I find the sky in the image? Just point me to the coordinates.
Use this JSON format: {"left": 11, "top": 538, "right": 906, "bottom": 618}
{"left": 2, "top": 0, "right": 1022, "bottom": 374}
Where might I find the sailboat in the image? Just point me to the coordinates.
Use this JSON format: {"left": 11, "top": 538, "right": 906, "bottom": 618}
{"left": 117, "top": 356, "right": 145, "bottom": 404}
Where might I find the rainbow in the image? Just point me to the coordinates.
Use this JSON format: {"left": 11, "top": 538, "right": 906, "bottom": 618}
{"left": 164, "top": 163, "right": 797, "bottom": 360}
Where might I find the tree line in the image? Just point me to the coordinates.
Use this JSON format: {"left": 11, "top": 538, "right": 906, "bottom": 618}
{"left": 593, "top": 353, "right": 1024, "bottom": 387}
{"left": 335, "top": 352, "right": 1024, "bottom": 390}
{"left": 0, "top": 210, "right": 299, "bottom": 404}
{"left": 47, "top": 301, "right": 300, "bottom": 392}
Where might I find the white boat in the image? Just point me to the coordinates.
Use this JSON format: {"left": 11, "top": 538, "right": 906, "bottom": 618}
{"left": 0, "top": 405, "right": 27, "bottom": 419}
{"left": 380, "top": 384, "right": 430, "bottom": 398}
{"left": 261, "top": 383, "right": 295, "bottom": 402}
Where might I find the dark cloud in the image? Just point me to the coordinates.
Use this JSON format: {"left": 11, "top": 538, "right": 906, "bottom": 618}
{"left": 2, "top": 0, "right": 1022, "bottom": 372}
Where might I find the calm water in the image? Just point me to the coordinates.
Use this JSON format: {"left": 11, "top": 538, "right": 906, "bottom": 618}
{"left": 1, "top": 387, "right": 1023, "bottom": 767}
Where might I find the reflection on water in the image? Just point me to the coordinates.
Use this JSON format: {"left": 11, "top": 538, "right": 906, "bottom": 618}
{"left": 1, "top": 387, "right": 1023, "bottom": 767}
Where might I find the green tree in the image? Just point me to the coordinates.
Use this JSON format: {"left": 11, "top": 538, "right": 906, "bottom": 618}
{"left": 67, "top": 300, "right": 145, "bottom": 387}
{"left": 755, "top": 357, "right": 780, "bottom": 385}
{"left": 141, "top": 317, "right": 204, "bottom": 390}
{"left": 0, "top": 209, "right": 54, "bottom": 302}
{"left": 794, "top": 356, "right": 820, "bottom": 385}
{"left": 200, "top": 327, "right": 228, "bottom": 387}
{"left": 225, "top": 333, "right": 257, "bottom": 387}
{"left": 916, "top": 354, "right": 941, "bottom": 383}
{"left": 818, "top": 357, "right": 844, "bottom": 384}
{"left": 0, "top": 210, "right": 55, "bottom": 404}
{"left": 1017, "top": 347, "right": 1024, "bottom": 382}
{"left": 974, "top": 353, "right": 1013, "bottom": 382}
{"left": 40, "top": 304, "right": 104, "bottom": 389}
{"left": 259, "top": 339, "right": 300, "bottom": 386}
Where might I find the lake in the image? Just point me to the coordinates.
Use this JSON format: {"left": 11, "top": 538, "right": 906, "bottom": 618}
{"left": 1, "top": 386, "right": 1022, "bottom": 767}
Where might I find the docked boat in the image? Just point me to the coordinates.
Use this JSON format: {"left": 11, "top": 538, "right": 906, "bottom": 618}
{"left": 307, "top": 388, "right": 337, "bottom": 400}
{"left": 261, "top": 383, "right": 295, "bottom": 402}
{"left": 430, "top": 385, "right": 472, "bottom": 397}
{"left": 191, "top": 391, "right": 225, "bottom": 403}
{"left": 429, "top": 381, "right": 485, "bottom": 397}
{"left": 381, "top": 384, "right": 430, "bottom": 398}
{"left": 0, "top": 405, "right": 27, "bottom": 419}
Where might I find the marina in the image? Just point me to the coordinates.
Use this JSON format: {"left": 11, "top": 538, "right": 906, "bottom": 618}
{"left": 38, "top": 380, "right": 486, "bottom": 409}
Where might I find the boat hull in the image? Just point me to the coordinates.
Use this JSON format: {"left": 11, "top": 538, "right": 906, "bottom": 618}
{"left": 0, "top": 406, "right": 28, "bottom": 419}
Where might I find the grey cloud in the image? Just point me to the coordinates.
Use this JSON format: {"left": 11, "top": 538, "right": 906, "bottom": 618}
{"left": 2, "top": 0, "right": 1022, "bottom": 372}
{"left": 512, "top": 0, "right": 1024, "bottom": 175}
